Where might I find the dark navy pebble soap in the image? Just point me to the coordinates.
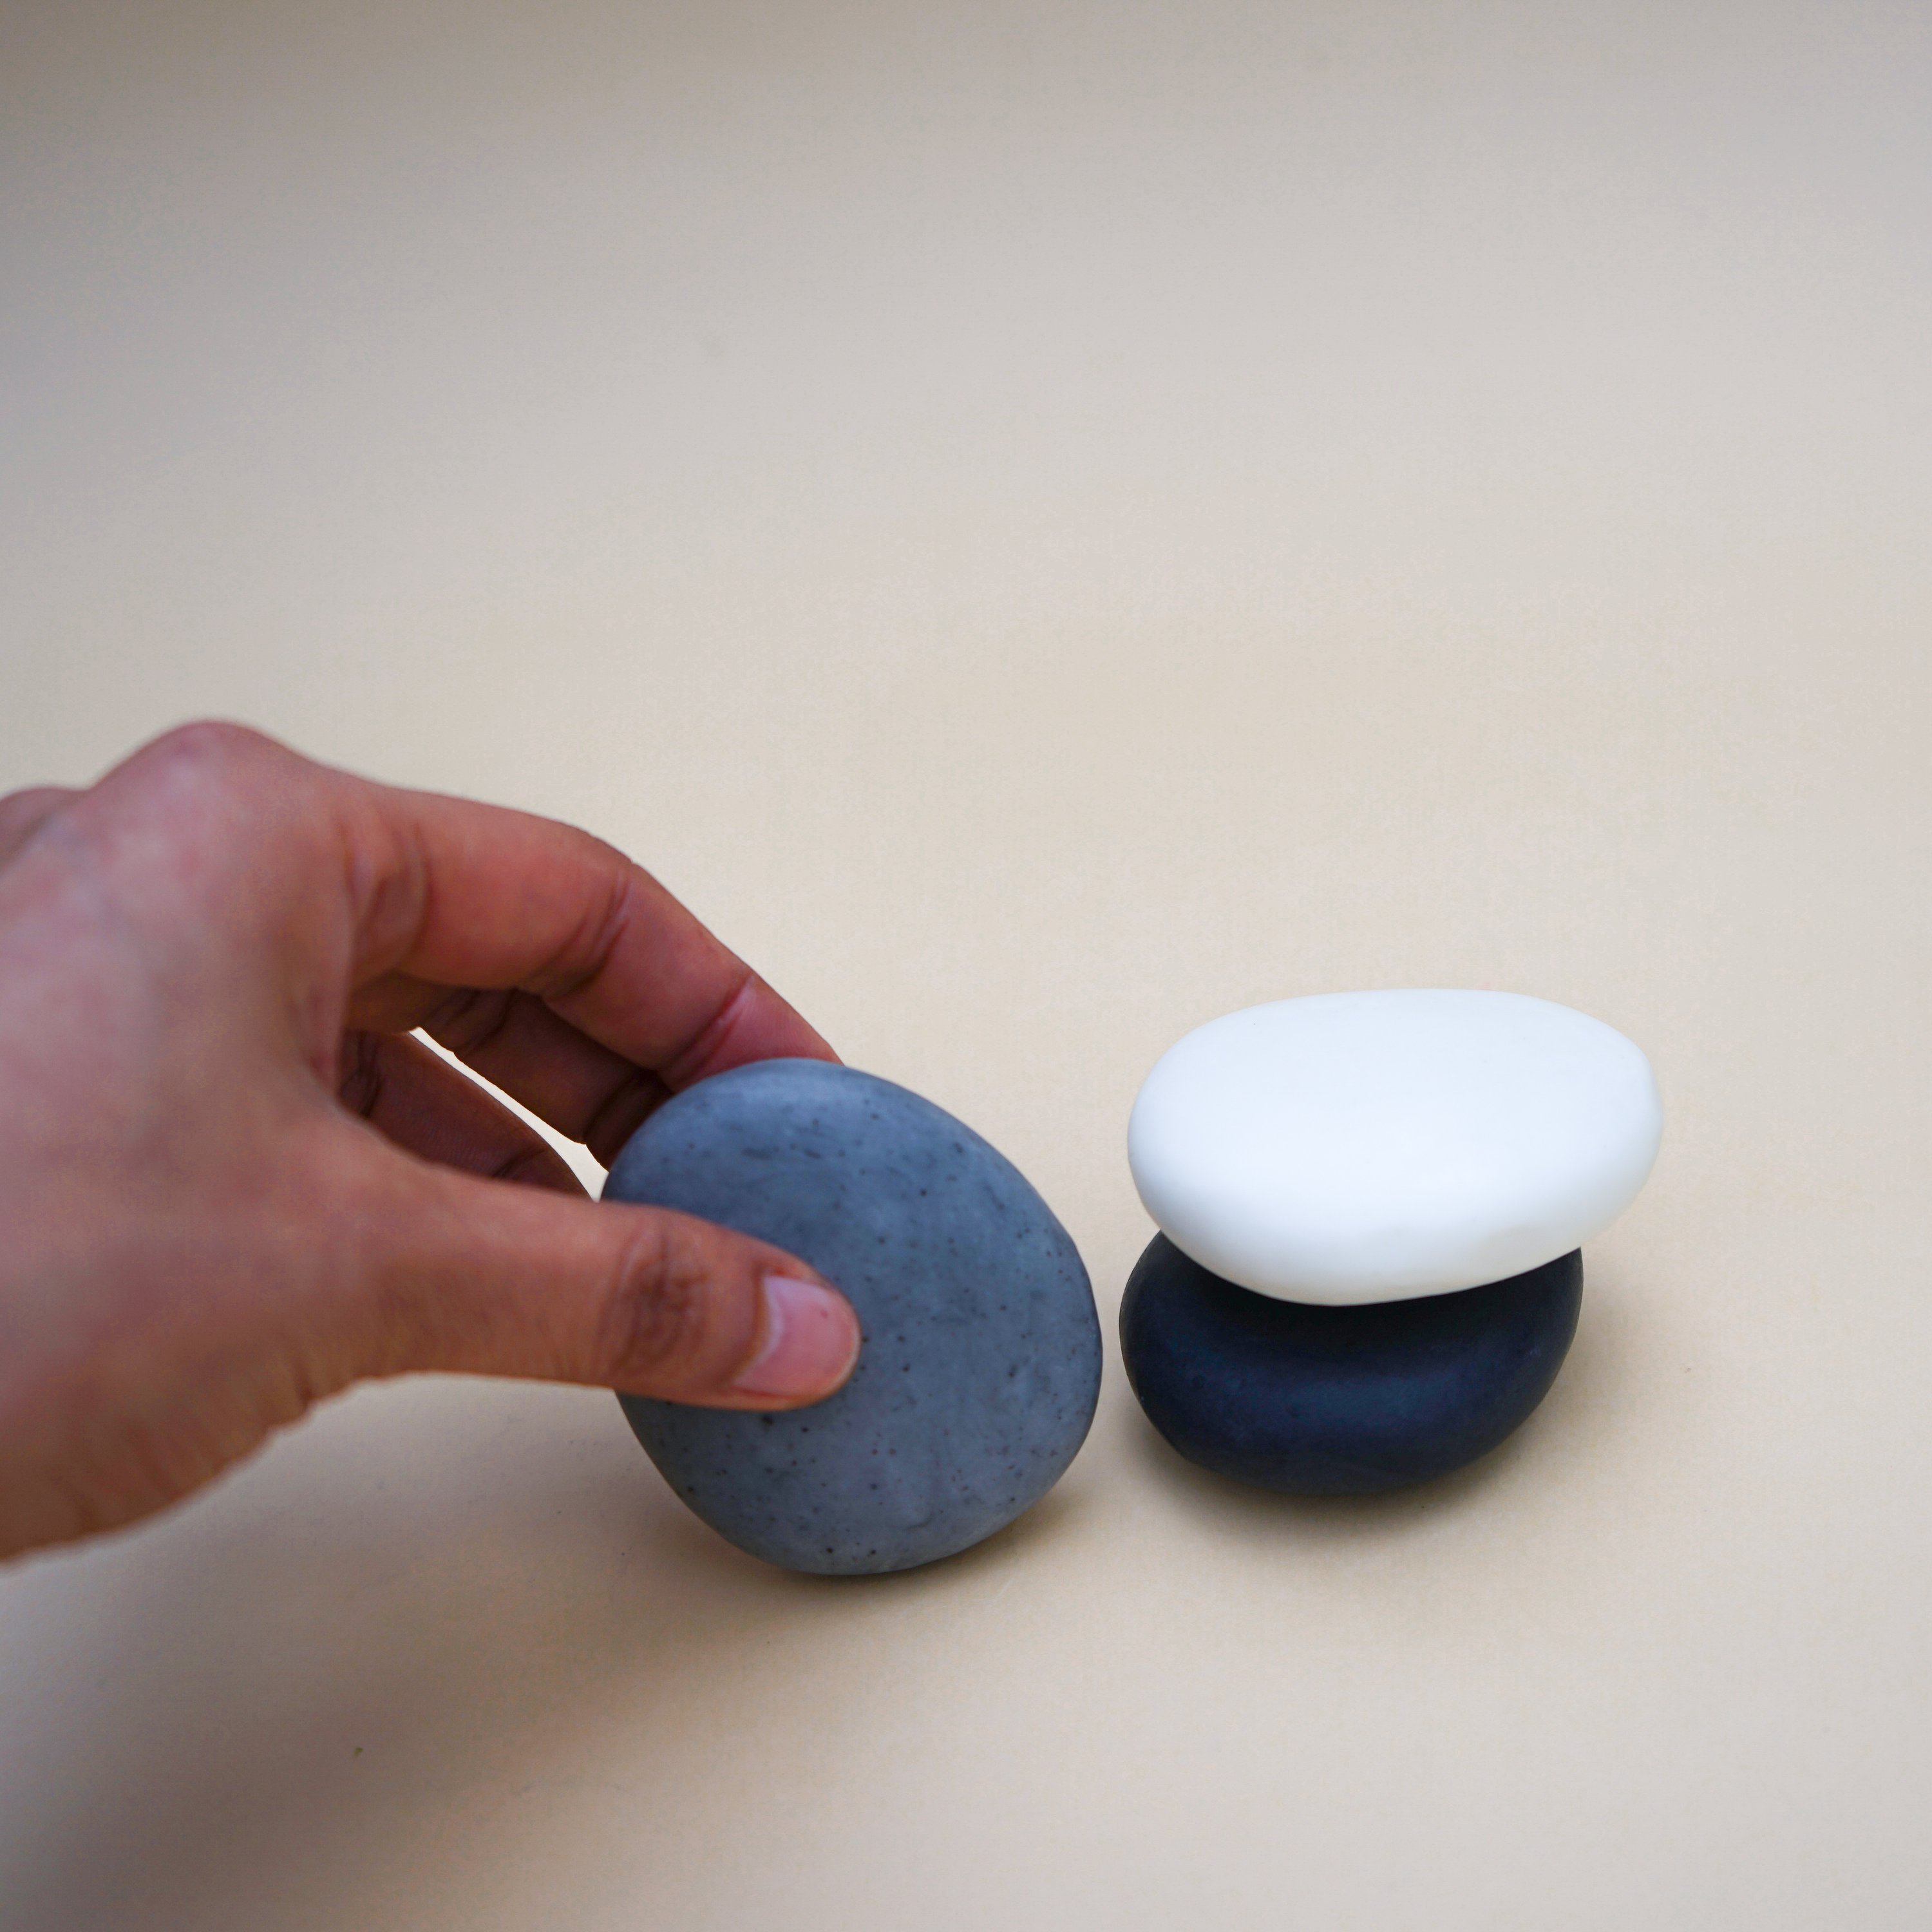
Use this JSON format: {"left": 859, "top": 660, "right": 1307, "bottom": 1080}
{"left": 606, "top": 1059, "right": 1103, "bottom": 1575}
{"left": 1120, "top": 1236, "right": 1582, "bottom": 1494}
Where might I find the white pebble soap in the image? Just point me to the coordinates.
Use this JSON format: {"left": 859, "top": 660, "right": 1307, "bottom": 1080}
{"left": 1128, "top": 990, "right": 1663, "bottom": 1305}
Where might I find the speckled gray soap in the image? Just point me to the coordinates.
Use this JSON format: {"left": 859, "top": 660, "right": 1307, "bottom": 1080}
{"left": 605, "top": 1059, "right": 1103, "bottom": 1575}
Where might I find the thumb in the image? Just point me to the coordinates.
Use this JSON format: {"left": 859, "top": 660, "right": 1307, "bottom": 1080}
{"left": 333, "top": 1133, "right": 862, "bottom": 1407}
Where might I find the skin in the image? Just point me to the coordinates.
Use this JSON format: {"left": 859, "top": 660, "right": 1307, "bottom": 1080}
{"left": 0, "top": 722, "right": 862, "bottom": 1562}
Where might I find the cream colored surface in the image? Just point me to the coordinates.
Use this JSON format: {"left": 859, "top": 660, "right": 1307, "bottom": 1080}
{"left": 3, "top": 4, "right": 1929, "bottom": 1926}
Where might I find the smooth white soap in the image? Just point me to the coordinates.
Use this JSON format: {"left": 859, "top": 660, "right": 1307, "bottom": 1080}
{"left": 1128, "top": 990, "right": 1663, "bottom": 1305}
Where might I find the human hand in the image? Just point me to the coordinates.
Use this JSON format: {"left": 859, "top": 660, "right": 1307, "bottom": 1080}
{"left": 0, "top": 723, "right": 861, "bottom": 1559}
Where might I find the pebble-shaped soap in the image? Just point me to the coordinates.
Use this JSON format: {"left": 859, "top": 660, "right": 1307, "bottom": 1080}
{"left": 1122, "top": 1238, "right": 1583, "bottom": 1493}
{"left": 1130, "top": 990, "right": 1662, "bottom": 1304}
{"left": 1121, "top": 990, "right": 1660, "bottom": 1493}
{"left": 605, "top": 1059, "right": 1102, "bottom": 1575}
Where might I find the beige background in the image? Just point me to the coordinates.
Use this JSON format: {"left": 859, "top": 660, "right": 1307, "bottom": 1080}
{"left": 3, "top": 3, "right": 1930, "bottom": 1926}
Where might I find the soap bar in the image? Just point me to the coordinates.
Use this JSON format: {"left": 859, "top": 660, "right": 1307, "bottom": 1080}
{"left": 1121, "top": 1236, "right": 1582, "bottom": 1493}
{"left": 1128, "top": 989, "right": 1662, "bottom": 1304}
{"left": 605, "top": 1059, "right": 1102, "bottom": 1575}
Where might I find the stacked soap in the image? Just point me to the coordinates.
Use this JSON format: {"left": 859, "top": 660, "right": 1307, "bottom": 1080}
{"left": 1121, "top": 990, "right": 1662, "bottom": 1493}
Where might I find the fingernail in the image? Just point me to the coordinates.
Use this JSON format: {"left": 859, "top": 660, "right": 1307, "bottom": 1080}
{"left": 734, "top": 1274, "right": 862, "bottom": 1400}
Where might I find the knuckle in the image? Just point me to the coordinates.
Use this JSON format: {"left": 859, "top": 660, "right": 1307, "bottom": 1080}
{"left": 117, "top": 721, "right": 290, "bottom": 829}
{"left": 582, "top": 1066, "right": 665, "bottom": 1168}
{"left": 658, "top": 969, "right": 758, "bottom": 1090}
{"left": 603, "top": 1218, "right": 714, "bottom": 1385}
{"left": 140, "top": 718, "right": 279, "bottom": 781}
{"left": 489, "top": 1141, "right": 577, "bottom": 1193}
{"left": 426, "top": 987, "right": 519, "bottom": 1059}
{"left": 526, "top": 867, "right": 637, "bottom": 1001}
{"left": 111, "top": 723, "right": 328, "bottom": 877}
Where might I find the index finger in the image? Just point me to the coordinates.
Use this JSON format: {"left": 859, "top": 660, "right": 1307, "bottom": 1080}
{"left": 337, "top": 772, "right": 835, "bottom": 1087}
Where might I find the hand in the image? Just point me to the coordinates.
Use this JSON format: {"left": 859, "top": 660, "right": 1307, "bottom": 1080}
{"left": 0, "top": 723, "right": 862, "bottom": 1560}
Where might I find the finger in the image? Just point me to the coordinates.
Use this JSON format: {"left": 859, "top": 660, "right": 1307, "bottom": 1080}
{"left": 337, "top": 1030, "right": 583, "bottom": 1194}
{"left": 333, "top": 775, "right": 836, "bottom": 1088}
{"left": 344, "top": 981, "right": 669, "bottom": 1165}
{"left": 332, "top": 1131, "right": 862, "bottom": 1407}
{"left": 71, "top": 725, "right": 829, "bottom": 1089}
{"left": 421, "top": 990, "right": 670, "bottom": 1166}
{"left": 0, "top": 786, "right": 79, "bottom": 868}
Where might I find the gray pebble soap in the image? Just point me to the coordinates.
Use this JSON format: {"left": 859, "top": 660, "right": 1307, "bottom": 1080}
{"left": 605, "top": 1059, "right": 1102, "bottom": 1575}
